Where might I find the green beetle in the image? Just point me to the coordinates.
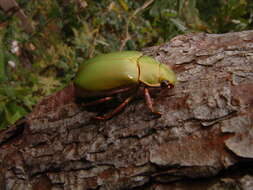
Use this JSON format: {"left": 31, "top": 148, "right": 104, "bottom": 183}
{"left": 74, "top": 51, "right": 176, "bottom": 120}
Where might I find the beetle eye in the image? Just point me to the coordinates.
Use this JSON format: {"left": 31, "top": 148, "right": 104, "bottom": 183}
{"left": 168, "top": 84, "right": 174, "bottom": 89}
{"left": 161, "top": 80, "right": 169, "bottom": 88}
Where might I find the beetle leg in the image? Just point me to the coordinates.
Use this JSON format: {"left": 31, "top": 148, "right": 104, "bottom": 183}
{"left": 144, "top": 88, "right": 161, "bottom": 115}
{"left": 82, "top": 86, "right": 137, "bottom": 107}
{"left": 95, "top": 94, "right": 135, "bottom": 120}
{"left": 107, "top": 86, "right": 136, "bottom": 95}
{"left": 82, "top": 97, "right": 114, "bottom": 106}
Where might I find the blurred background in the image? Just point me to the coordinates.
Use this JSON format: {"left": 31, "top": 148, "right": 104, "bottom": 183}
{"left": 0, "top": 0, "right": 253, "bottom": 129}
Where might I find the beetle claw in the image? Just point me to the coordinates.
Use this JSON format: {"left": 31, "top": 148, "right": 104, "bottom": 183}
{"left": 149, "top": 112, "right": 162, "bottom": 120}
{"left": 154, "top": 111, "right": 162, "bottom": 115}
{"left": 150, "top": 110, "right": 162, "bottom": 118}
{"left": 93, "top": 115, "right": 108, "bottom": 120}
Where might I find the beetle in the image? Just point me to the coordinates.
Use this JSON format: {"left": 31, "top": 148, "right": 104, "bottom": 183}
{"left": 74, "top": 51, "right": 176, "bottom": 120}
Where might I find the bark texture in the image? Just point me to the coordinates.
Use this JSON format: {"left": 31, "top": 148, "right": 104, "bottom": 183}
{"left": 1, "top": 31, "right": 253, "bottom": 190}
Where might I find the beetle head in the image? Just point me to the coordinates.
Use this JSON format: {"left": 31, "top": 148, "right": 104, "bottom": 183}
{"left": 161, "top": 80, "right": 174, "bottom": 89}
{"left": 159, "top": 64, "right": 176, "bottom": 88}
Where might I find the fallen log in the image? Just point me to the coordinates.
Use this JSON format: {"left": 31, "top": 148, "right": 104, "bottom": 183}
{"left": 0, "top": 31, "right": 253, "bottom": 190}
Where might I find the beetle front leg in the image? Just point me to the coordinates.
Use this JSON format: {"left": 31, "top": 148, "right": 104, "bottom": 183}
{"left": 144, "top": 88, "right": 161, "bottom": 116}
{"left": 95, "top": 94, "right": 135, "bottom": 120}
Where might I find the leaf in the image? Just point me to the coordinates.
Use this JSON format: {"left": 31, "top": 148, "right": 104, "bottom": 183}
{"left": 170, "top": 18, "right": 188, "bottom": 32}
{"left": 4, "top": 102, "right": 27, "bottom": 125}
{"left": 118, "top": 0, "right": 129, "bottom": 11}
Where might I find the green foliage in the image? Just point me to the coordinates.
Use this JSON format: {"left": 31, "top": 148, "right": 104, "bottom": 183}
{"left": 197, "top": 0, "right": 253, "bottom": 32}
{"left": 0, "top": 0, "right": 253, "bottom": 129}
{"left": 0, "top": 31, "right": 6, "bottom": 83}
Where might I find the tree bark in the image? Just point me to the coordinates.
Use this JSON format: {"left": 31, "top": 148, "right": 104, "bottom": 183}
{"left": 1, "top": 31, "right": 253, "bottom": 190}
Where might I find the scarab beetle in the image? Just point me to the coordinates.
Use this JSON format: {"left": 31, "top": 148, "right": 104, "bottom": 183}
{"left": 74, "top": 51, "right": 176, "bottom": 120}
